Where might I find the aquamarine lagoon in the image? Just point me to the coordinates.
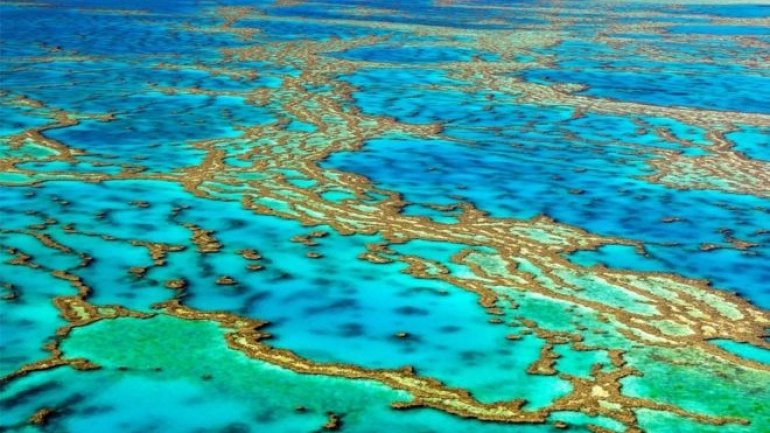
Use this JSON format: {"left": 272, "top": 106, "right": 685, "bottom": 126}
{"left": 1, "top": 1, "right": 769, "bottom": 432}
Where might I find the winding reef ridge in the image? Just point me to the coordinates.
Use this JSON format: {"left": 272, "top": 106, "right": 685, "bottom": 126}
{"left": 1, "top": 1, "right": 770, "bottom": 432}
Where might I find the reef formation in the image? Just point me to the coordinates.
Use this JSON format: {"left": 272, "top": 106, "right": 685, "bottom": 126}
{"left": 1, "top": 1, "right": 769, "bottom": 433}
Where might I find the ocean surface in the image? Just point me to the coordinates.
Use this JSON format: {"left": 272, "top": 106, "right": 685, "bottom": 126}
{"left": 1, "top": 1, "right": 769, "bottom": 432}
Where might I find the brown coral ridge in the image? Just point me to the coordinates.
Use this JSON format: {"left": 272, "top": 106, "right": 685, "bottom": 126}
{"left": 2, "top": 4, "right": 770, "bottom": 199}
{"left": 1, "top": 3, "right": 769, "bottom": 431}
{"left": 0, "top": 293, "right": 151, "bottom": 386}
{"left": 157, "top": 302, "right": 746, "bottom": 430}
{"left": 184, "top": 223, "right": 223, "bottom": 253}
{"left": 0, "top": 247, "right": 151, "bottom": 386}
{"left": 647, "top": 131, "right": 770, "bottom": 198}
{"left": 28, "top": 407, "right": 57, "bottom": 426}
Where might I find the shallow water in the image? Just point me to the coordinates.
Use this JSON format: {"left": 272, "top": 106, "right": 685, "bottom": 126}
{"left": 1, "top": 1, "right": 769, "bottom": 432}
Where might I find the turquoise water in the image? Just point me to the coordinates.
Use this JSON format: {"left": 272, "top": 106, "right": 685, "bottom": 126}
{"left": 2, "top": 1, "right": 769, "bottom": 432}
{"left": 711, "top": 340, "right": 770, "bottom": 365}
{"left": 326, "top": 133, "right": 770, "bottom": 306}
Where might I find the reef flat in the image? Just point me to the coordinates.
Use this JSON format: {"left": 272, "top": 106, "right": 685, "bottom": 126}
{"left": 1, "top": 1, "right": 769, "bottom": 432}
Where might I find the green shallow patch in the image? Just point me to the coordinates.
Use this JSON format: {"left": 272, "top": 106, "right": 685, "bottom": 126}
{"left": 51, "top": 314, "right": 455, "bottom": 431}
{"left": 53, "top": 314, "right": 599, "bottom": 432}
{"left": 636, "top": 409, "right": 761, "bottom": 433}
{"left": 60, "top": 314, "right": 409, "bottom": 418}
{"left": 620, "top": 346, "right": 770, "bottom": 430}
{"left": 50, "top": 314, "right": 605, "bottom": 432}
